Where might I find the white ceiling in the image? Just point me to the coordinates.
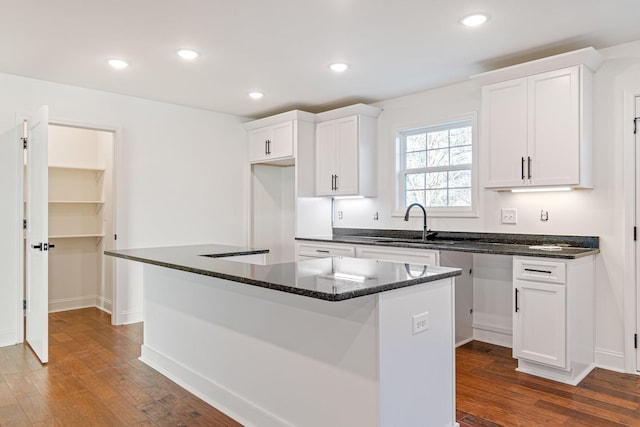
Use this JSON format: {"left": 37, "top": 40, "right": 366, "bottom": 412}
{"left": 3, "top": 0, "right": 640, "bottom": 118}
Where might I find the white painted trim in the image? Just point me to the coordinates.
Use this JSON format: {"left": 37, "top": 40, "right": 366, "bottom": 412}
{"left": 456, "top": 337, "right": 474, "bottom": 348}
{"left": 48, "top": 296, "right": 98, "bottom": 313}
{"left": 624, "top": 90, "right": 640, "bottom": 373}
{"left": 140, "top": 344, "right": 290, "bottom": 427}
{"left": 120, "top": 309, "right": 143, "bottom": 325}
{"left": 470, "top": 47, "right": 604, "bottom": 85}
{"left": 96, "top": 296, "right": 113, "bottom": 314}
{"left": 472, "top": 322, "right": 513, "bottom": 348}
{"left": 595, "top": 347, "right": 626, "bottom": 373}
{"left": 517, "top": 359, "right": 594, "bottom": 386}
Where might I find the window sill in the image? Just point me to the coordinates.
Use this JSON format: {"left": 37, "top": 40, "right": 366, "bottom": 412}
{"left": 392, "top": 208, "right": 479, "bottom": 219}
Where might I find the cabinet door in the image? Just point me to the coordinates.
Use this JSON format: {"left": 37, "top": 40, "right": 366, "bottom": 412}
{"left": 334, "top": 116, "right": 359, "bottom": 195}
{"left": 528, "top": 67, "right": 580, "bottom": 186}
{"left": 483, "top": 78, "right": 528, "bottom": 188}
{"left": 355, "top": 246, "right": 439, "bottom": 266}
{"left": 269, "top": 121, "right": 294, "bottom": 159}
{"left": 513, "top": 279, "right": 566, "bottom": 368}
{"left": 249, "top": 121, "right": 294, "bottom": 163}
{"left": 316, "top": 121, "right": 337, "bottom": 195}
{"left": 249, "top": 127, "right": 271, "bottom": 162}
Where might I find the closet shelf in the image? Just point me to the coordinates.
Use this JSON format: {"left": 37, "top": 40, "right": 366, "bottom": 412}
{"left": 49, "top": 200, "right": 105, "bottom": 204}
{"left": 49, "top": 234, "right": 105, "bottom": 239}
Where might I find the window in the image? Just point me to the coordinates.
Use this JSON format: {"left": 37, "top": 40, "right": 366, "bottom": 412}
{"left": 397, "top": 117, "right": 477, "bottom": 217}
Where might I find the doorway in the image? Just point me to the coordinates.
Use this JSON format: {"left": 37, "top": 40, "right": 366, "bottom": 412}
{"left": 22, "top": 121, "right": 116, "bottom": 363}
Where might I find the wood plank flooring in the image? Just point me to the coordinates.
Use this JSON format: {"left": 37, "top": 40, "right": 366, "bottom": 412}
{"left": 457, "top": 341, "right": 640, "bottom": 426}
{"left": 1, "top": 309, "right": 640, "bottom": 426}
{"left": 0, "top": 309, "right": 241, "bottom": 426}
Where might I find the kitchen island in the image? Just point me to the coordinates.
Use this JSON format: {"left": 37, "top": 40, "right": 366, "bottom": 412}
{"left": 106, "top": 244, "right": 462, "bottom": 427}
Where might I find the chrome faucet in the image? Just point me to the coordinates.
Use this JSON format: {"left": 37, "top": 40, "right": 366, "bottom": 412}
{"left": 404, "top": 203, "right": 434, "bottom": 241}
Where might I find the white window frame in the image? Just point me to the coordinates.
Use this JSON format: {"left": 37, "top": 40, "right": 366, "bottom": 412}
{"left": 393, "top": 112, "right": 479, "bottom": 218}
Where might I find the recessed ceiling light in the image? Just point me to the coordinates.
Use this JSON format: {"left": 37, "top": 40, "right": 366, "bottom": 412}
{"left": 329, "top": 63, "right": 348, "bottom": 72}
{"left": 177, "top": 49, "right": 199, "bottom": 60}
{"left": 107, "top": 59, "right": 128, "bottom": 70}
{"left": 461, "top": 14, "right": 489, "bottom": 27}
{"left": 249, "top": 91, "right": 264, "bottom": 100}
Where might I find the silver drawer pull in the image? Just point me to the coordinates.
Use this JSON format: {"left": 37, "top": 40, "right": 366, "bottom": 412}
{"left": 316, "top": 249, "right": 330, "bottom": 253}
{"left": 524, "top": 268, "right": 552, "bottom": 274}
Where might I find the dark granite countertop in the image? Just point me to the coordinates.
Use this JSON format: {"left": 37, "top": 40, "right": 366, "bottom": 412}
{"left": 105, "top": 244, "right": 461, "bottom": 302}
{"left": 296, "top": 229, "right": 600, "bottom": 259}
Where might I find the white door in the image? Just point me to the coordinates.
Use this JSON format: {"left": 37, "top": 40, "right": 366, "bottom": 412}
{"left": 25, "top": 106, "right": 49, "bottom": 364}
{"left": 636, "top": 96, "right": 640, "bottom": 371}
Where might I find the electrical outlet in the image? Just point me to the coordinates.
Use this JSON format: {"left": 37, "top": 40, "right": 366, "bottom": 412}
{"left": 412, "top": 312, "right": 429, "bottom": 335}
{"left": 501, "top": 208, "right": 517, "bottom": 224}
{"left": 337, "top": 211, "right": 343, "bottom": 220}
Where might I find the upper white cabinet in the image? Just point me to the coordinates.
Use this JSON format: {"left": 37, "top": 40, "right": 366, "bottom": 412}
{"left": 249, "top": 120, "right": 294, "bottom": 164}
{"left": 315, "top": 104, "right": 380, "bottom": 197}
{"left": 245, "top": 110, "right": 317, "bottom": 166}
{"left": 476, "top": 47, "right": 603, "bottom": 190}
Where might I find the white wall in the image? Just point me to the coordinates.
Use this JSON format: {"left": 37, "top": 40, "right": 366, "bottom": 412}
{"left": 0, "top": 72, "right": 249, "bottom": 337}
{"left": 334, "top": 40, "right": 640, "bottom": 371}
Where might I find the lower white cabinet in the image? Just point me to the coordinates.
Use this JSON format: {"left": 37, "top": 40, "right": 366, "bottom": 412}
{"left": 295, "top": 241, "right": 439, "bottom": 266}
{"left": 512, "top": 256, "right": 594, "bottom": 385}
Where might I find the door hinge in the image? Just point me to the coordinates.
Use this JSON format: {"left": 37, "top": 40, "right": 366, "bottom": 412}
{"left": 114, "top": 234, "right": 117, "bottom": 241}
{"left": 23, "top": 300, "right": 26, "bottom": 310}
{"left": 635, "top": 117, "right": 639, "bottom": 135}
{"left": 635, "top": 226, "right": 637, "bottom": 241}
{"left": 23, "top": 219, "right": 27, "bottom": 230}
{"left": 635, "top": 333, "right": 638, "bottom": 349}
{"left": 22, "top": 119, "right": 28, "bottom": 148}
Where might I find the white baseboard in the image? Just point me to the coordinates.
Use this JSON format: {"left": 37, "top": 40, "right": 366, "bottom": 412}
{"left": 119, "top": 309, "right": 143, "bottom": 325}
{"left": 140, "top": 344, "right": 291, "bottom": 427}
{"left": 595, "top": 348, "right": 626, "bottom": 373}
{"left": 48, "top": 296, "right": 98, "bottom": 313}
{"left": 0, "top": 328, "right": 17, "bottom": 348}
{"left": 96, "top": 296, "right": 112, "bottom": 314}
{"left": 472, "top": 322, "right": 513, "bottom": 348}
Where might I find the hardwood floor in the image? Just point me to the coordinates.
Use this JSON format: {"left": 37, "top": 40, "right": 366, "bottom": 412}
{"left": 1, "top": 309, "right": 640, "bottom": 426}
{"left": 0, "top": 309, "right": 241, "bottom": 426}
{"left": 457, "top": 341, "right": 640, "bottom": 426}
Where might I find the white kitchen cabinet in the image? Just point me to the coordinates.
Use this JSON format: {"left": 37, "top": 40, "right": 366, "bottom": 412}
{"left": 245, "top": 111, "right": 331, "bottom": 264}
{"left": 249, "top": 120, "right": 294, "bottom": 164}
{"left": 315, "top": 104, "right": 380, "bottom": 197}
{"left": 483, "top": 65, "right": 589, "bottom": 189}
{"left": 512, "top": 256, "right": 594, "bottom": 385}
{"left": 295, "top": 240, "right": 440, "bottom": 266}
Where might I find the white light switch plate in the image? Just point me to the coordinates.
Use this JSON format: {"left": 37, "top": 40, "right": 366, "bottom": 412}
{"left": 501, "top": 208, "right": 517, "bottom": 224}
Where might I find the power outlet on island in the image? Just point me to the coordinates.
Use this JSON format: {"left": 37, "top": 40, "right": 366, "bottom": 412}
{"left": 501, "top": 208, "right": 517, "bottom": 224}
{"left": 412, "top": 312, "right": 429, "bottom": 335}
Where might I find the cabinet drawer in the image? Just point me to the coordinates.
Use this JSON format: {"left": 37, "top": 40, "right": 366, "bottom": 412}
{"left": 514, "top": 258, "right": 566, "bottom": 284}
{"left": 355, "top": 246, "right": 439, "bottom": 266}
{"left": 296, "top": 242, "right": 355, "bottom": 258}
